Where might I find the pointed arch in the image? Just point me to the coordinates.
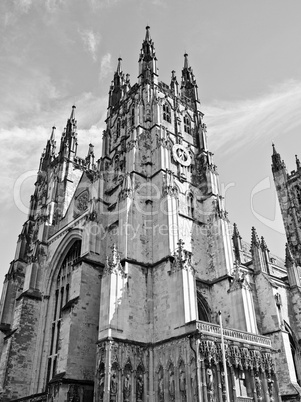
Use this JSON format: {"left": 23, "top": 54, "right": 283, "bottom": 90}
{"left": 163, "top": 102, "right": 171, "bottom": 123}
{"left": 197, "top": 291, "right": 211, "bottom": 322}
{"left": 46, "top": 237, "right": 82, "bottom": 384}
{"left": 186, "top": 192, "right": 194, "bottom": 218}
{"left": 184, "top": 114, "right": 191, "bottom": 134}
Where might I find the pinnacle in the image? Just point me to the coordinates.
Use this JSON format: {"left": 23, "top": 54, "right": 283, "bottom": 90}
{"left": 183, "top": 53, "right": 189, "bottom": 70}
{"left": 70, "top": 105, "right": 76, "bottom": 120}
{"left": 50, "top": 126, "right": 56, "bottom": 142}
{"left": 117, "top": 57, "right": 122, "bottom": 74}
{"left": 233, "top": 223, "right": 241, "bottom": 238}
{"left": 145, "top": 25, "right": 151, "bottom": 42}
{"left": 251, "top": 226, "right": 260, "bottom": 248}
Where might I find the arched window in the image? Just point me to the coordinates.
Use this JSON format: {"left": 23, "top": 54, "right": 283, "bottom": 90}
{"left": 46, "top": 240, "right": 81, "bottom": 384}
{"left": 163, "top": 104, "right": 171, "bottom": 123}
{"left": 187, "top": 193, "right": 194, "bottom": 218}
{"left": 184, "top": 115, "right": 191, "bottom": 134}
{"left": 197, "top": 291, "right": 211, "bottom": 322}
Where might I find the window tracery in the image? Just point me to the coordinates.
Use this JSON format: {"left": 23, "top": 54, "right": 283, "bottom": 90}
{"left": 46, "top": 240, "right": 81, "bottom": 384}
{"left": 163, "top": 104, "right": 171, "bottom": 123}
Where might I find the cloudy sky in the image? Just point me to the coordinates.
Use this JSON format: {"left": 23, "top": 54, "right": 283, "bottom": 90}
{"left": 1, "top": 0, "right": 301, "bottom": 288}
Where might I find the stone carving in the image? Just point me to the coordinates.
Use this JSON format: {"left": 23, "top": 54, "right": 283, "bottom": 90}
{"left": 190, "top": 369, "right": 197, "bottom": 402}
{"left": 228, "top": 261, "right": 250, "bottom": 292}
{"left": 119, "top": 173, "right": 133, "bottom": 200}
{"left": 123, "top": 372, "right": 131, "bottom": 401}
{"left": 98, "top": 362, "right": 105, "bottom": 402}
{"left": 206, "top": 367, "right": 214, "bottom": 402}
{"left": 268, "top": 377, "right": 274, "bottom": 402}
{"left": 171, "top": 239, "right": 194, "bottom": 274}
{"left": 179, "top": 363, "right": 186, "bottom": 402}
{"left": 104, "top": 244, "right": 127, "bottom": 278}
{"left": 136, "top": 371, "right": 144, "bottom": 402}
{"left": 76, "top": 190, "right": 89, "bottom": 212}
{"left": 158, "top": 366, "right": 164, "bottom": 402}
{"left": 255, "top": 373, "right": 263, "bottom": 401}
{"left": 168, "top": 364, "right": 175, "bottom": 402}
{"left": 162, "top": 170, "right": 178, "bottom": 198}
{"left": 110, "top": 366, "right": 118, "bottom": 402}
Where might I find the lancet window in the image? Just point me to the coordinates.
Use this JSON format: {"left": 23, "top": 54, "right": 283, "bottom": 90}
{"left": 46, "top": 240, "right": 81, "bottom": 384}
{"left": 184, "top": 115, "right": 191, "bottom": 134}
{"left": 187, "top": 192, "right": 194, "bottom": 218}
{"left": 163, "top": 104, "right": 171, "bottom": 123}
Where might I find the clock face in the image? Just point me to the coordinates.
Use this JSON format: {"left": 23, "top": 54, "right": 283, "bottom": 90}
{"left": 172, "top": 144, "right": 191, "bottom": 167}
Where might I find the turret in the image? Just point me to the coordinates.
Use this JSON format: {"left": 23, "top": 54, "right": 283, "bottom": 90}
{"left": 180, "top": 53, "right": 199, "bottom": 102}
{"left": 138, "top": 26, "right": 158, "bottom": 85}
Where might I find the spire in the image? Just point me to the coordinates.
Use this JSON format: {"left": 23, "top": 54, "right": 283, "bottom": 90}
{"left": 271, "top": 143, "right": 286, "bottom": 173}
{"left": 181, "top": 53, "right": 199, "bottom": 102}
{"left": 138, "top": 26, "right": 158, "bottom": 85}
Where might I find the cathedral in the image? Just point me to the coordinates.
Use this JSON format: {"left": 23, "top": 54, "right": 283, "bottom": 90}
{"left": 1, "top": 26, "right": 301, "bottom": 402}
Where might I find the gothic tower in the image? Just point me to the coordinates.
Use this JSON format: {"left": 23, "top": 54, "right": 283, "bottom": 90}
{"left": 0, "top": 27, "right": 284, "bottom": 402}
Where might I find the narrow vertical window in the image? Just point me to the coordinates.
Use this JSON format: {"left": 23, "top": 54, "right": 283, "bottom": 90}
{"left": 47, "top": 240, "right": 81, "bottom": 383}
{"left": 184, "top": 115, "right": 191, "bottom": 134}
{"left": 187, "top": 193, "right": 194, "bottom": 218}
{"left": 163, "top": 104, "right": 171, "bottom": 123}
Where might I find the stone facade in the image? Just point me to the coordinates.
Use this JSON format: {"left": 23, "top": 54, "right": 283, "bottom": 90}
{"left": 0, "top": 27, "right": 300, "bottom": 401}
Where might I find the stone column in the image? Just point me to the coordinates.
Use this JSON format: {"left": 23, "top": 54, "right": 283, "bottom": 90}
{"left": 200, "top": 359, "right": 208, "bottom": 402}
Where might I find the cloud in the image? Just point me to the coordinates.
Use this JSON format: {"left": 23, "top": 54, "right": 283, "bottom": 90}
{"left": 79, "top": 29, "right": 101, "bottom": 61}
{"left": 99, "top": 53, "right": 113, "bottom": 82}
{"left": 88, "top": 0, "right": 121, "bottom": 10}
{"left": 203, "top": 80, "right": 301, "bottom": 153}
{"left": 14, "top": 0, "right": 33, "bottom": 13}
{"left": 0, "top": 91, "right": 107, "bottom": 208}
